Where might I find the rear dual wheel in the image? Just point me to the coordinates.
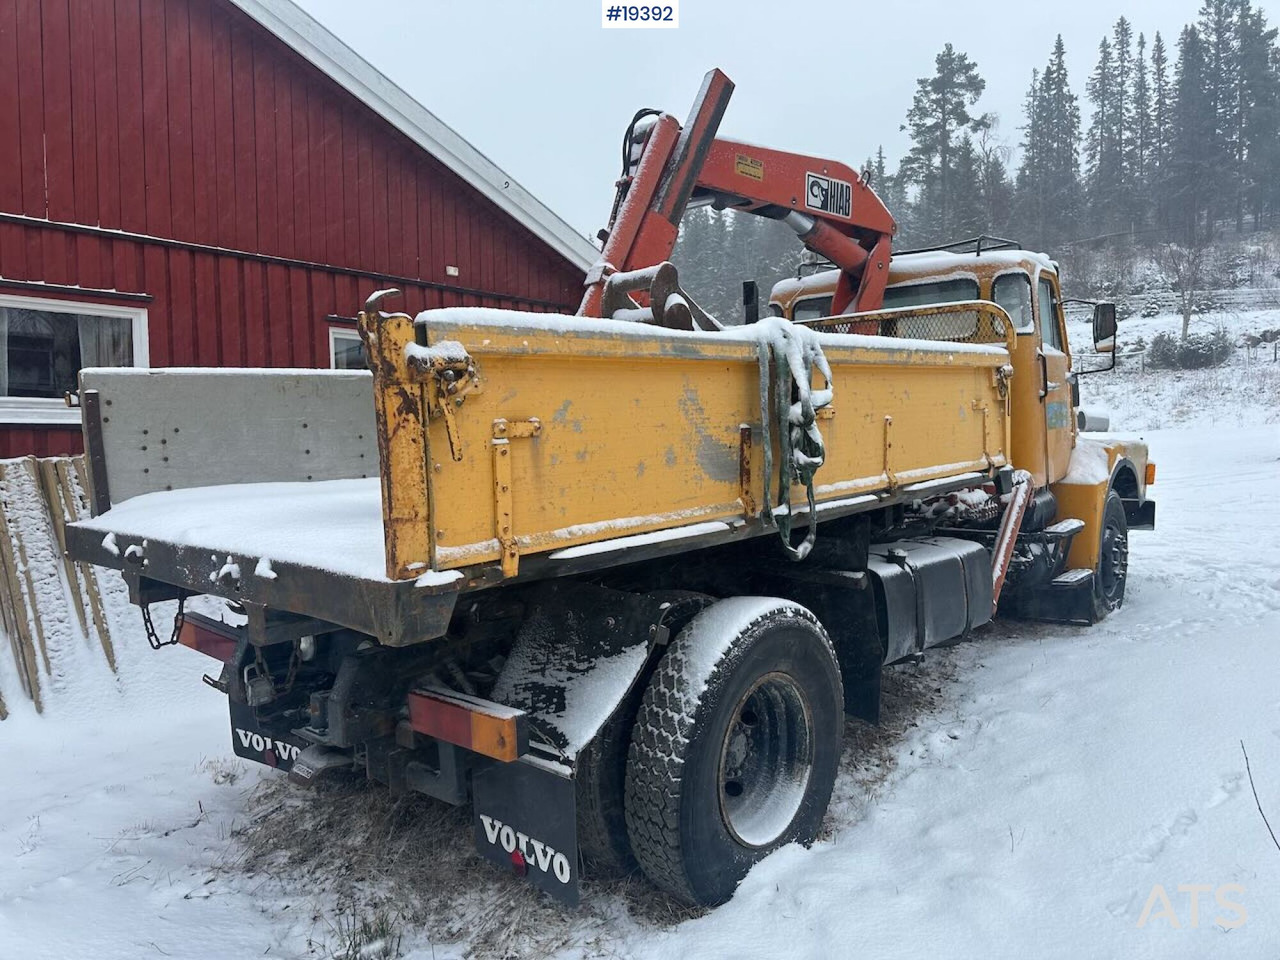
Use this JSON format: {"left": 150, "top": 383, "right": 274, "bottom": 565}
{"left": 624, "top": 598, "right": 843, "bottom": 906}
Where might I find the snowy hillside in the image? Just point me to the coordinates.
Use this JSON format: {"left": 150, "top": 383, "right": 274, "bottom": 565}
{"left": 1069, "top": 306, "right": 1280, "bottom": 430}
{"left": 1, "top": 313, "right": 1278, "bottom": 960}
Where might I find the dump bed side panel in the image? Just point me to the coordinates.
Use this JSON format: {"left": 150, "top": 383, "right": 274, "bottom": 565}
{"left": 404, "top": 310, "right": 1010, "bottom": 571}
{"left": 79, "top": 368, "right": 378, "bottom": 509}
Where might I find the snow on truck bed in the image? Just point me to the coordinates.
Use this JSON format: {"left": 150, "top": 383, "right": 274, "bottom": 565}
{"left": 76, "top": 477, "right": 390, "bottom": 581}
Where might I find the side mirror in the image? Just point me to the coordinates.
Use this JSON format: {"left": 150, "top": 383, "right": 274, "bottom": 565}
{"left": 1092, "top": 302, "right": 1117, "bottom": 353}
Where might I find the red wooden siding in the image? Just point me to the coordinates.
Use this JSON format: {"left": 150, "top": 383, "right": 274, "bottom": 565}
{"left": 0, "top": 427, "right": 83, "bottom": 458}
{"left": 0, "top": 0, "right": 587, "bottom": 453}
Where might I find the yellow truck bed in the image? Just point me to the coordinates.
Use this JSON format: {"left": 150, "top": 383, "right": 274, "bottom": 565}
{"left": 368, "top": 303, "right": 1013, "bottom": 582}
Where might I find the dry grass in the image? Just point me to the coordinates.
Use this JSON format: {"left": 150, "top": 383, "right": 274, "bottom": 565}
{"left": 219, "top": 651, "right": 964, "bottom": 958}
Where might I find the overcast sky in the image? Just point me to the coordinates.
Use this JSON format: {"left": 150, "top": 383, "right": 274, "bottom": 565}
{"left": 293, "top": 0, "right": 1206, "bottom": 239}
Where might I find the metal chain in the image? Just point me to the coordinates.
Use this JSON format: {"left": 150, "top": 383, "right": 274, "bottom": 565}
{"left": 141, "top": 593, "right": 185, "bottom": 650}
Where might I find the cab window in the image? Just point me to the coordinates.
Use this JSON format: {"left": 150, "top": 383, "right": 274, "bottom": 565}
{"left": 881, "top": 278, "right": 979, "bottom": 310}
{"left": 991, "top": 273, "right": 1034, "bottom": 331}
{"left": 792, "top": 296, "right": 833, "bottom": 323}
{"left": 1037, "top": 277, "right": 1064, "bottom": 351}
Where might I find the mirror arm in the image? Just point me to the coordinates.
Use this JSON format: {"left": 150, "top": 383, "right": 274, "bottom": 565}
{"left": 1073, "top": 351, "right": 1117, "bottom": 376}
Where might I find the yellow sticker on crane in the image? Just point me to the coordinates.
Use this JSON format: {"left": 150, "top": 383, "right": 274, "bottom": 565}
{"left": 735, "top": 154, "right": 764, "bottom": 181}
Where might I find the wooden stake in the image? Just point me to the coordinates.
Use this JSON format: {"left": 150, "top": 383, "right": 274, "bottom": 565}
{"left": 67, "top": 458, "right": 116, "bottom": 671}
{"left": 11, "top": 459, "right": 51, "bottom": 675}
{"left": 0, "top": 462, "right": 42, "bottom": 711}
{"left": 38, "top": 458, "right": 91, "bottom": 639}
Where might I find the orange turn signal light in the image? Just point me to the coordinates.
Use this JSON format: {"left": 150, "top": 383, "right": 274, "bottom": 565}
{"left": 408, "top": 688, "right": 528, "bottom": 762}
{"left": 1145, "top": 462, "right": 1156, "bottom": 485}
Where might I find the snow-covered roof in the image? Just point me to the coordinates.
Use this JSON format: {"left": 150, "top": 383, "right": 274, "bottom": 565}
{"left": 227, "top": 0, "right": 597, "bottom": 273}
{"left": 891, "top": 248, "right": 1058, "bottom": 276}
{"left": 770, "top": 248, "right": 1059, "bottom": 304}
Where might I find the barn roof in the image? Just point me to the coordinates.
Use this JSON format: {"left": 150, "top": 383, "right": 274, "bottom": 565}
{"left": 228, "top": 0, "right": 598, "bottom": 273}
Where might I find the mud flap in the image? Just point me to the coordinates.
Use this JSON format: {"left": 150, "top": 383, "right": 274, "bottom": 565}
{"left": 229, "top": 699, "right": 308, "bottom": 772}
{"left": 1125, "top": 498, "right": 1156, "bottom": 530}
{"left": 472, "top": 756, "right": 579, "bottom": 906}
{"left": 1013, "top": 570, "right": 1098, "bottom": 625}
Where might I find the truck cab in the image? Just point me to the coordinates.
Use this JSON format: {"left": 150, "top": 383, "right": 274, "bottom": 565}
{"left": 770, "top": 241, "right": 1155, "bottom": 613}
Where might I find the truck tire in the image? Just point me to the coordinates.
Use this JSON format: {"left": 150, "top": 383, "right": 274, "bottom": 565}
{"left": 624, "top": 598, "right": 843, "bottom": 905}
{"left": 1091, "top": 490, "right": 1129, "bottom": 620}
{"left": 576, "top": 705, "right": 639, "bottom": 875}
{"left": 576, "top": 591, "right": 713, "bottom": 876}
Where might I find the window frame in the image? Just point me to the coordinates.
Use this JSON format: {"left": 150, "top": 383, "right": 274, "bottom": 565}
{"left": 790, "top": 295, "right": 834, "bottom": 323}
{"left": 880, "top": 276, "right": 981, "bottom": 311}
{"left": 990, "top": 270, "right": 1036, "bottom": 333}
{"left": 328, "top": 326, "right": 366, "bottom": 370}
{"left": 0, "top": 293, "right": 149, "bottom": 426}
{"left": 1035, "top": 274, "right": 1065, "bottom": 351}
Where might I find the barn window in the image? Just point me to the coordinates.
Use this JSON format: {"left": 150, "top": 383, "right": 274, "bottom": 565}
{"left": 0, "top": 295, "right": 148, "bottom": 424}
{"left": 329, "top": 328, "right": 367, "bottom": 370}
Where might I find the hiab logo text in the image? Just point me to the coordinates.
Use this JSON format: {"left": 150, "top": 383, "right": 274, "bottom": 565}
{"left": 805, "top": 172, "right": 852, "bottom": 219}
{"left": 1137, "top": 883, "right": 1247, "bottom": 929}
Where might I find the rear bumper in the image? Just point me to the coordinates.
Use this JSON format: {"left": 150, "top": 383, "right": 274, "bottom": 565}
{"left": 180, "top": 611, "right": 583, "bottom": 905}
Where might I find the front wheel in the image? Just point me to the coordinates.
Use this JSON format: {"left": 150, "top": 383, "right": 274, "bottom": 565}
{"left": 624, "top": 598, "right": 843, "bottom": 905}
{"left": 1091, "top": 490, "right": 1129, "bottom": 620}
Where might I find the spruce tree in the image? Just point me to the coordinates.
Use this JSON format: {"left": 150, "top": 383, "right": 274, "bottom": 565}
{"left": 1015, "top": 69, "right": 1045, "bottom": 243}
{"left": 1238, "top": 3, "right": 1280, "bottom": 225}
{"left": 1043, "top": 35, "right": 1083, "bottom": 242}
{"left": 1169, "top": 26, "right": 1216, "bottom": 243}
{"left": 1086, "top": 36, "right": 1124, "bottom": 229}
{"left": 1015, "top": 36, "right": 1082, "bottom": 249}
{"left": 1150, "top": 32, "right": 1173, "bottom": 228}
{"left": 950, "top": 135, "right": 987, "bottom": 237}
{"left": 1114, "top": 17, "right": 1135, "bottom": 179}
{"left": 1197, "top": 0, "right": 1242, "bottom": 226}
{"left": 1131, "top": 33, "right": 1153, "bottom": 227}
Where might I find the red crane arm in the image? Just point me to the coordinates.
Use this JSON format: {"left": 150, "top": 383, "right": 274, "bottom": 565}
{"left": 580, "top": 69, "right": 895, "bottom": 319}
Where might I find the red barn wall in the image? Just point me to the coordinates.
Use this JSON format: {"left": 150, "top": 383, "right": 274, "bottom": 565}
{"left": 0, "top": 0, "right": 587, "bottom": 457}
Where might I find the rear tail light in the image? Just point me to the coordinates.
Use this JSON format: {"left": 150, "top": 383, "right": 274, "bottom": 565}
{"left": 407, "top": 687, "right": 529, "bottom": 762}
{"left": 178, "top": 613, "right": 239, "bottom": 663}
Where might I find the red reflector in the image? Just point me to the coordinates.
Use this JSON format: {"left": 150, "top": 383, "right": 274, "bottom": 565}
{"left": 510, "top": 849, "right": 528, "bottom": 877}
{"left": 178, "top": 617, "right": 239, "bottom": 663}
{"left": 408, "top": 693, "right": 474, "bottom": 750}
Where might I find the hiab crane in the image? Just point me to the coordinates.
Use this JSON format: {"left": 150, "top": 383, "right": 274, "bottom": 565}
{"left": 580, "top": 69, "right": 894, "bottom": 321}
{"left": 66, "top": 69, "right": 1154, "bottom": 908}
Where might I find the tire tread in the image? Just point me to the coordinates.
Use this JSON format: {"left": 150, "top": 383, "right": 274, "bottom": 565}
{"left": 623, "top": 603, "right": 835, "bottom": 903}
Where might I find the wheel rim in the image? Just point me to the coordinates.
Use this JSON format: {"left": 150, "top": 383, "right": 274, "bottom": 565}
{"left": 717, "top": 671, "right": 814, "bottom": 848}
{"left": 1099, "top": 517, "right": 1129, "bottom": 602}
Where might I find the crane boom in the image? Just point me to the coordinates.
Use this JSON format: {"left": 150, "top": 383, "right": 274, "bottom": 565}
{"left": 579, "top": 68, "right": 896, "bottom": 319}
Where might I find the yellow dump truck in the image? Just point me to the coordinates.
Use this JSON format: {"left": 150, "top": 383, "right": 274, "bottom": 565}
{"left": 63, "top": 272, "right": 1152, "bottom": 908}
{"left": 65, "top": 75, "right": 1155, "bottom": 908}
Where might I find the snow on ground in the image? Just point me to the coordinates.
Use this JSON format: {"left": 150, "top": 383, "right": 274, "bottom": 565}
{"left": 2, "top": 310, "right": 1279, "bottom": 959}
{"left": 1068, "top": 307, "right": 1280, "bottom": 431}
{"left": 615, "top": 425, "right": 1280, "bottom": 960}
